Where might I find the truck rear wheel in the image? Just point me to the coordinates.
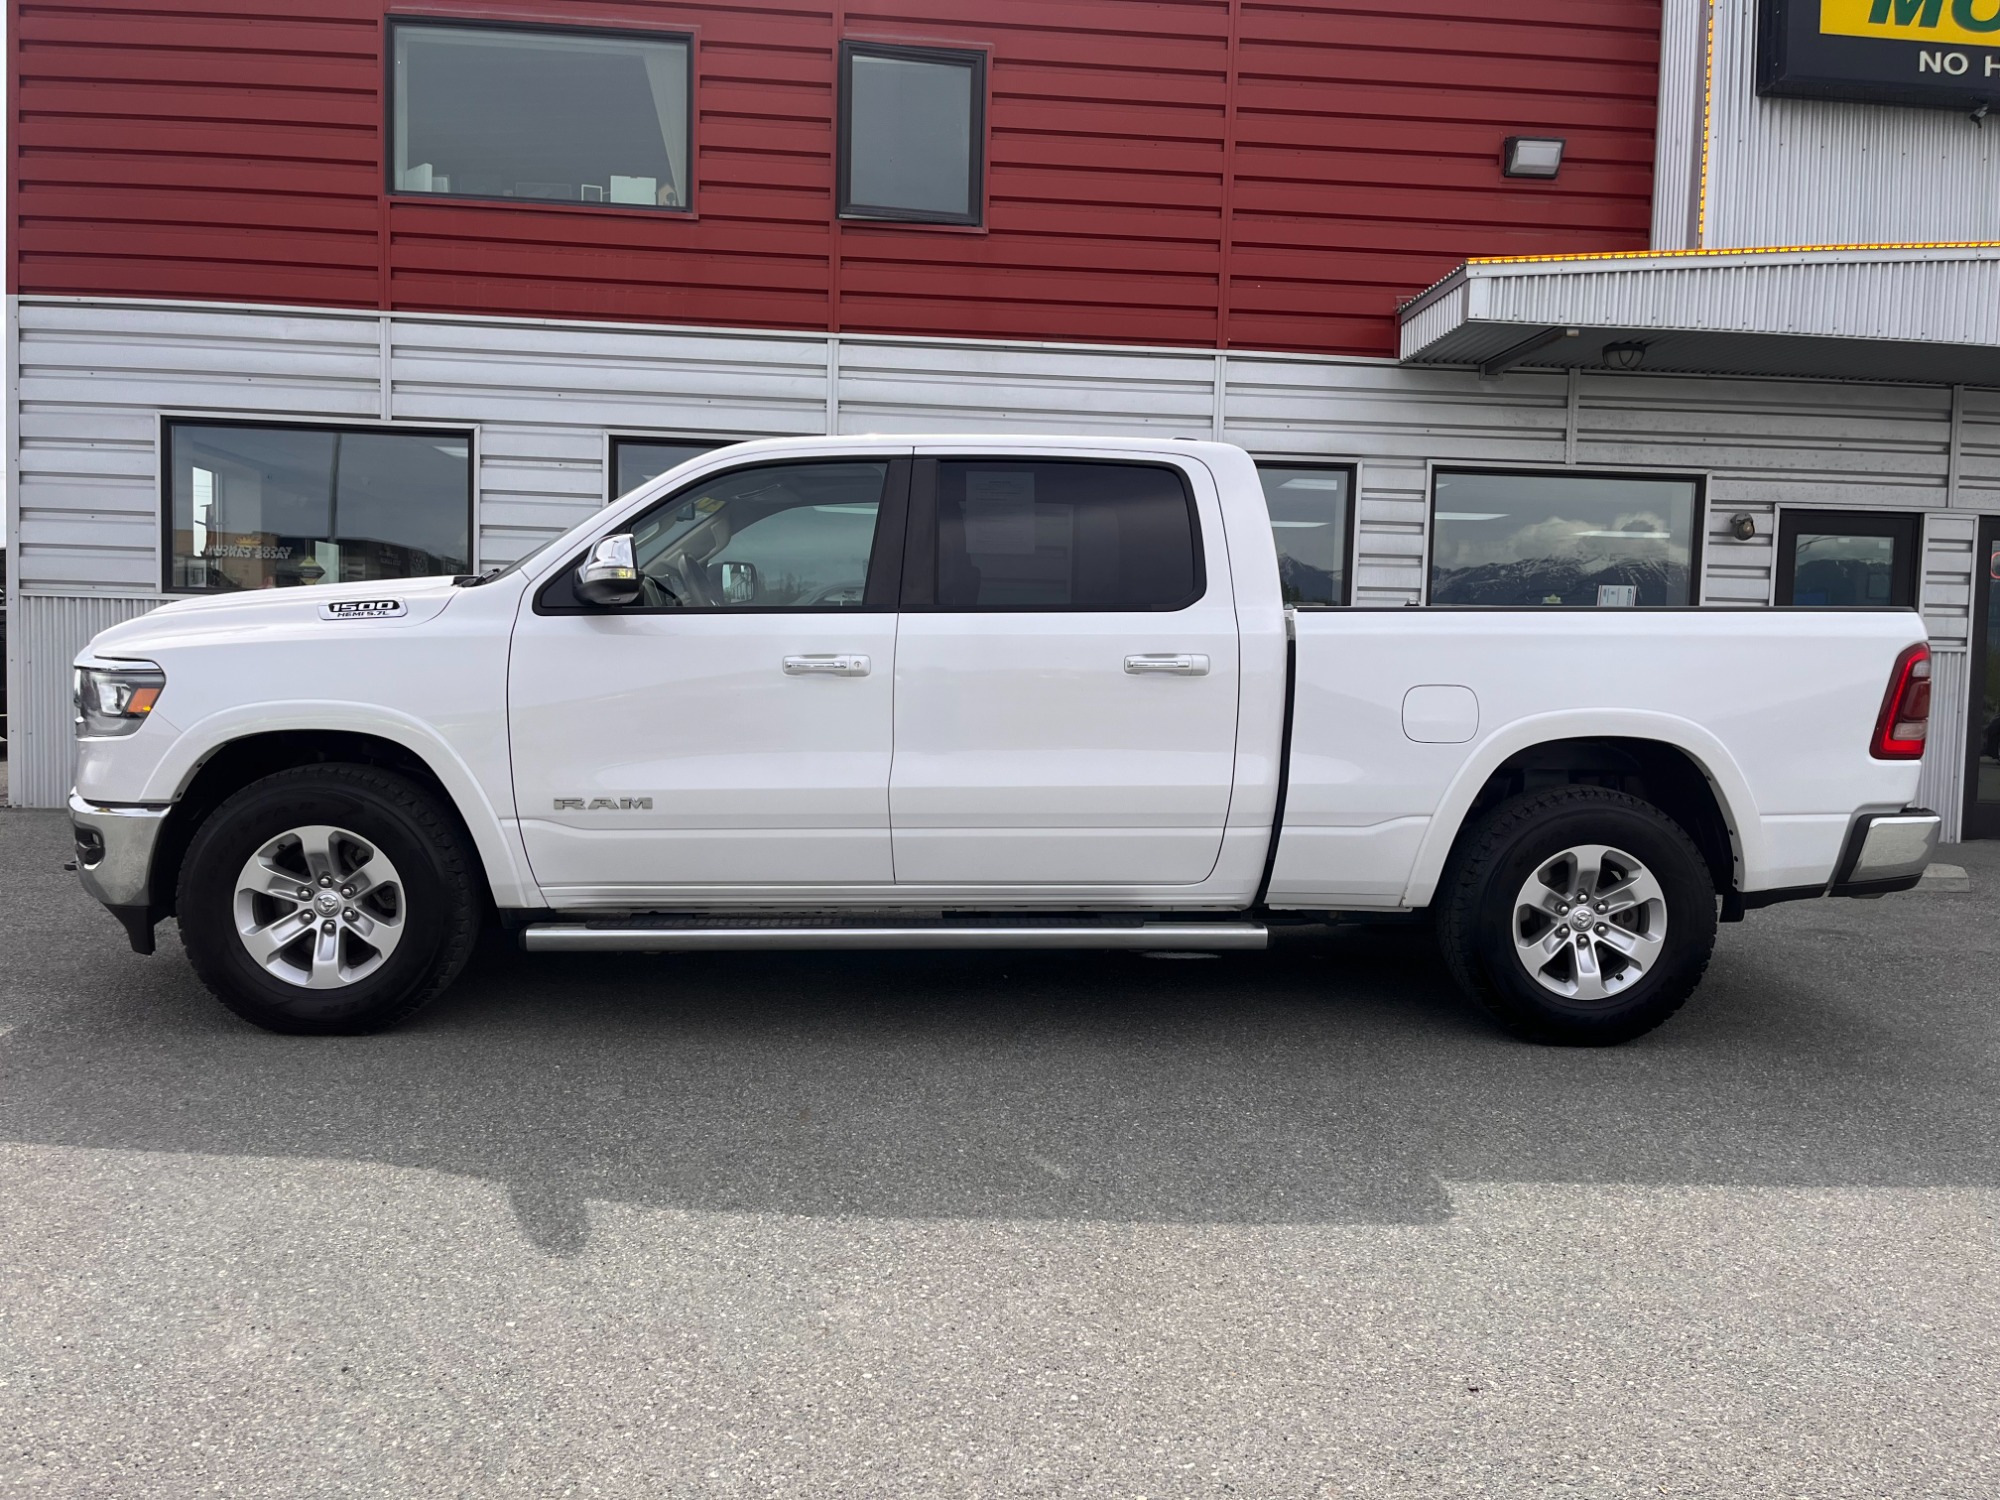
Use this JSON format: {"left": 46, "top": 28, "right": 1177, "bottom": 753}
{"left": 176, "top": 764, "right": 480, "bottom": 1035}
{"left": 1436, "top": 786, "right": 1717, "bottom": 1046}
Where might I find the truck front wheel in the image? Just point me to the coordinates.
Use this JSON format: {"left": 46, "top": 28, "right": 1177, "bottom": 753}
{"left": 1436, "top": 786, "right": 1717, "bottom": 1046}
{"left": 175, "top": 764, "right": 480, "bottom": 1035}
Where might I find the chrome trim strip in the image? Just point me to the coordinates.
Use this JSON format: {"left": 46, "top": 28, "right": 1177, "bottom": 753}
{"left": 68, "top": 791, "right": 171, "bottom": 910}
{"left": 521, "top": 922, "right": 1270, "bottom": 954}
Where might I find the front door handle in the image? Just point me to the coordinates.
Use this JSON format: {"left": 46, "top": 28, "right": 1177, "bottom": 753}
{"left": 1124, "top": 653, "right": 1210, "bottom": 676}
{"left": 783, "top": 654, "right": 871, "bottom": 677}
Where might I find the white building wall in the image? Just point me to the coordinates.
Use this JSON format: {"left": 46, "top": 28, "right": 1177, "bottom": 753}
{"left": 7, "top": 295, "right": 1987, "bottom": 843}
{"left": 1657, "top": 0, "right": 2000, "bottom": 252}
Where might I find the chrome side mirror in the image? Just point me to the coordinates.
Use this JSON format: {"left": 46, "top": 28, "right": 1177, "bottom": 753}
{"left": 719, "top": 559, "right": 759, "bottom": 605}
{"left": 576, "top": 534, "right": 641, "bottom": 607}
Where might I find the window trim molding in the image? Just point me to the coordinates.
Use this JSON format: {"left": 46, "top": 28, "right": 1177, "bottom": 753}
{"left": 1254, "top": 461, "right": 1358, "bottom": 608}
{"left": 1423, "top": 464, "right": 1709, "bottom": 610}
{"left": 385, "top": 15, "right": 699, "bottom": 219}
{"left": 836, "top": 39, "right": 988, "bottom": 228}
{"left": 1772, "top": 506, "right": 1923, "bottom": 609}
{"left": 159, "top": 414, "right": 477, "bottom": 597}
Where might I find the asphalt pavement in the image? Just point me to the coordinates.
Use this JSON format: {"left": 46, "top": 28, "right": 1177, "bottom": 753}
{"left": 2, "top": 805, "right": 1996, "bottom": 1498}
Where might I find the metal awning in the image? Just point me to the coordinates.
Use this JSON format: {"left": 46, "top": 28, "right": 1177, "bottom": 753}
{"left": 1399, "top": 244, "right": 2000, "bottom": 385}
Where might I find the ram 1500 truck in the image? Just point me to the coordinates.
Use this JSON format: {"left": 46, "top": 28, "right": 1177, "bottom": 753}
{"left": 68, "top": 437, "right": 1940, "bottom": 1044}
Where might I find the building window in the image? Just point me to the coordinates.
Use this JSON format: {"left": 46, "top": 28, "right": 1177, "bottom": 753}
{"left": 391, "top": 22, "right": 692, "bottom": 212}
{"left": 838, "top": 42, "right": 984, "bottom": 225}
{"left": 1775, "top": 510, "right": 1920, "bottom": 607}
{"left": 1429, "top": 470, "right": 1700, "bottom": 607}
{"left": 165, "top": 421, "right": 472, "bottom": 594}
{"left": 1257, "top": 465, "right": 1352, "bottom": 605}
{"left": 611, "top": 437, "right": 733, "bottom": 499}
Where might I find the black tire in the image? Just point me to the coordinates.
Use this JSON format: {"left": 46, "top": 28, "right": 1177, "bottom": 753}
{"left": 1435, "top": 786, "right": 1716, "bottom": 1046}
{"left": 176, "top": 764, "right": 480, "bottom": 1035}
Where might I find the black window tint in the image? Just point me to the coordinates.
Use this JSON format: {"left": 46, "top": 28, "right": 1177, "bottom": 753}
{"left": 165, "top": 422, "right": 471, "bottom": 594}
{"left": 933, "top": 460, "right": 1200, "bottom": 611}
{"left": 393, "top": 24, "right": 691, "bottom": 212}
{"left": 611, "top": 437, "right": 731, "bottom": 498}
{"left": 1429, "top": 471, "right": 1700, "bottom": 607}
{"left": 1257, "top": 465, "right": 1352, "bottom": 605}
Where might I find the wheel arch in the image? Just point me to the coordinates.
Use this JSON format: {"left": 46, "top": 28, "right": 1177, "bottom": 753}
{"left": 1402, "top": 713, "right": 1761, "bottom": 910}
{"left": 149, "top": 719, "right": 530, "bottom": 918}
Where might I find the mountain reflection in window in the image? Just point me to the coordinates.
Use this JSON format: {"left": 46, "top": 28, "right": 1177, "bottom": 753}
{"left": 1429, "top": 472, "right": 1698, "bottom": 607}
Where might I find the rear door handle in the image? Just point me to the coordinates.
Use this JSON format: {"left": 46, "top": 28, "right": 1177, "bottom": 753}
{"left": 1124, "top": 653, "right": 1210, "bottom": 676}
{"left": 783, "top": 654, "right": 870, "bottom": 677}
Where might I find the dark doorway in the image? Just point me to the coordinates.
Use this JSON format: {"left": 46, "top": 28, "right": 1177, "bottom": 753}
{"left": 1966, "top": 517, "right": 2000, "bottom": 841}
{"left": 1775, "top": 510, "right": 1921, "bottom": 608}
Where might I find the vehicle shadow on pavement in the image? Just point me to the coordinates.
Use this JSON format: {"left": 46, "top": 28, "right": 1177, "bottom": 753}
{"left": 4, "top": 810, "right": 1997, "bottom": 1255}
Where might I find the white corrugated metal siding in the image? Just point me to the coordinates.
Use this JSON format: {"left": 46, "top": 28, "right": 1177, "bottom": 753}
{"left": 5, "top": 296, "right": 1989, "bottom": 844}
{"left": 9, "top": 595, "right": 160, "bottom": 808}
{"left": 1703, "top": 0, "right": 2000, "bottom": 251}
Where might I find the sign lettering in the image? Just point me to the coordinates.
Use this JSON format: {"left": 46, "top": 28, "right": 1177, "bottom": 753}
{"left": 1760, "top": 0, "right": 2000, "bottom": 106}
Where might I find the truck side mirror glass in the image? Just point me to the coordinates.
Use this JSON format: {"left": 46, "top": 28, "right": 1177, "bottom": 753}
{"left": 719, "top": 560, "right": 759, "bottom": 604}
{"left": 576, "top": 534, "right": 642, "bottom": 607}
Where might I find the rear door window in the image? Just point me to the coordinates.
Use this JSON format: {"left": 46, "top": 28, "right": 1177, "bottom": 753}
{"left": 921, "top": 459, "right": 1202, "bottom": 611}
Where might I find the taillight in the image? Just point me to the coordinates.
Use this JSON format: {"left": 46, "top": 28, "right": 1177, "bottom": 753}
{"left": 1871, "top": 643, "right": 1931, "bottom": 760}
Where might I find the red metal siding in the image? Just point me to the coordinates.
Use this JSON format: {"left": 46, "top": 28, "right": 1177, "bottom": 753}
{"left": 9, "top": 0, "right": 1660, "bottom": 357}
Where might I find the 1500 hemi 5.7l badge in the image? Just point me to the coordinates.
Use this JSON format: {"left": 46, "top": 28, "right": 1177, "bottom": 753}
{"left": 318, "top": 599, "right": 407, "bottom": 620}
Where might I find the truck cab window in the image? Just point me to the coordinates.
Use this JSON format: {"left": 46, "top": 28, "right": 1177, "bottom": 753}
{"left": 626, "top": 460, "right": 889, "bottom": 609}
{"left": 931, "top": 460, "right": 1201, "bottom": 610}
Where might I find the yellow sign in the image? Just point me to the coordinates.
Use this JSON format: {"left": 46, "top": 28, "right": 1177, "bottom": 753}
{"left": 1821, "top": 0, "right": 2000, "bottom": 44}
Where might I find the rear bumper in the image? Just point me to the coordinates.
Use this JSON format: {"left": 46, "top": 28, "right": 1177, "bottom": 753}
{"left": 1831, "top": 807, "right": 1940, "bottom": 898}
{"left": 69, "top": 791, "right": 171, "bottom": 953}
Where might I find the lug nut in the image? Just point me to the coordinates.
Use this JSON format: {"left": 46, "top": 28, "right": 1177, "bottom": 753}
{"left": 321, "top": 920, "right": 336, "bottom": 934}
{"left": 340, "top": 885, "right": 353, "bottom": 897}
{"left": 343, "top": 908, "right": 357, "bottom": 922}
{"left": 319, "top": 876, "right": 333, "bottom": 887}
{"left": 297, "top": 887, "right": 312, "bottom": 900}
{"left": 1596, "top": 923, "right": 1608, "bottom": 934}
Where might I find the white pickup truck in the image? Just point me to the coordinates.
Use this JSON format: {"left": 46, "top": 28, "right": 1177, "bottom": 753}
{"left": 69, "top": 436, "right": 1939, "bottom": 1044}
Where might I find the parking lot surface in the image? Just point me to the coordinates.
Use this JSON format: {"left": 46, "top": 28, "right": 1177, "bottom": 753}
{"left": 2, "top": 805, "right": 1996, "bottom": 1498}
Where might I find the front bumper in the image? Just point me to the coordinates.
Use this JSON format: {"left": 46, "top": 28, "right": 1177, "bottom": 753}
{"left": 1831, "top": 807, "right": 1941, "bottom": 898}
{"left": 69, "top": 791, "right": 172, "bottom": 953}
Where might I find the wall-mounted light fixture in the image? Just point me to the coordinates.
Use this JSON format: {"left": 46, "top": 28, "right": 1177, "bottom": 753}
{"left": 1603, "top": 340, "right": 1649, "bottom": 371}
{"left": 1730, "top": 513, "right": 1758, "bottom": 542}
{"left": 1502, "top": 137, "right": 1566, "bottom": 179}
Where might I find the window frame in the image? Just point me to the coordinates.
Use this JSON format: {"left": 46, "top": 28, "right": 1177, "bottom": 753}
{"left": 1773, "top": 508, "right": 1922, "bottom": 609}
{"left": 385, "top": 16, "right": 698, "bottom": 218}
{"left": 607, "top": 435, "right": 738, "bottom": 501}
{"left": 1423, "top": 465, "right": 1708, "bottom": 610}
{"left": 836, "top": 40, "right": 987, "bottom": 227}
{"left": 159, "top": 415, "right": 477, "bottom": 597}
{"left": 537, "top": 456, "right": 913, "bottom": 615}
{"left": 1255, "top": 461, "right": 1358, "bottom": 609}
{"left": 898, "top": 455, "right": 1207, "bottom": 613}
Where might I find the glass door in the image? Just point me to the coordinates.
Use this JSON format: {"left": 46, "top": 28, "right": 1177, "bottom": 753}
{"left": 1775, "top": 510, "right": 1921, "bottom": 607}
{"left": 1967, "top": 517, "right": 2000, "bottom": 841}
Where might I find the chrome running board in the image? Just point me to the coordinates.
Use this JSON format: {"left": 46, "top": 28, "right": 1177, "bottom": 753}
{"left": 520, "top": 919, "right": 1268, "bottom": 954}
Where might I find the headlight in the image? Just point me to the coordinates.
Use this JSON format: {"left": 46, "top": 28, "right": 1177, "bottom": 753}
{"left": 74, "top": 664, "right": 166, "bottom": 738}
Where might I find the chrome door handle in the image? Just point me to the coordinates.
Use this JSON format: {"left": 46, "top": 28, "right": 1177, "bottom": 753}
{"left": 783, "top": 654, "right": 870, "bottom": 677}
{"left": 1124, "top": 653, "right": 1209, "bottom": 676}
